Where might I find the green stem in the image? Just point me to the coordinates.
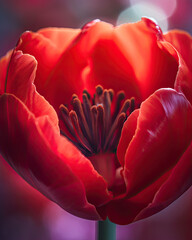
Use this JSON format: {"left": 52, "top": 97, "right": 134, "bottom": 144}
{"left": 97, "top": 218, "right": 116, "bottom": 240}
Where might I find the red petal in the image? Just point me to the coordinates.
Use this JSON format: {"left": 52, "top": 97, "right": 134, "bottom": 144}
{"left": 16, "top": 31, "right": 60, "bottom": 86}
{"left": 16, "top": 28, "right": 79, "bottom": 109}
{"left": 117, "top": 109, "right": 139, "bottom": 166}
{"left": 5, "top": 50, "right": 58, "bottom": 128}
{"left": 135, "top": 141, "right": 192, "bottom": 221}
{"left": 85, "top": 18, "right": 178, "bottom": 101}
{"left": 98, "top": 167, "right": 171, "bottom": 224}
{"left": 175, "top": 56, "right": 192, "bottom": 105}
{"left": 123, "top": 89, "right": 192, "bottom": 198}
{"left": 44, "top": 20, "right": 114, "bottom": 110}
{"left": 38, "top": 27, "right": 80, "bottom": 52}
{"left": 0, "top": 94, "right": 102, "bottom": 220}
{"left": 164, "top": 30, "right": 192, "bottom": 71}
{"left": 162, "top": 31, "right": 192, "bottom": 105}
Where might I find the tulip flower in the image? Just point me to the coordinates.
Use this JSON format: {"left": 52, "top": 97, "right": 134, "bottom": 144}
{"left": 0, "top": 18, "right": 191, "bottom": 236}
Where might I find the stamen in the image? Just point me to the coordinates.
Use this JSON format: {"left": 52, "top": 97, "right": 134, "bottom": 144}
{"left": 103, "top": 90, "right": 112, "bottom": 135}
{"left": 119, "top": 99, "right": 130, "bottom": 114}
{"left": 112, "top": 91, "right": 125, "bottom": 121}
{"left": 108, "top": 89, "right": 114, "bottom": 101}
{"left": 130, "top": 97, "right": 135, "bottom": 113}
{"left": 96, "top": 85, "right": 103, "bottom": 96}
{"left": 69, "top": 111, "right": 92, "bottom": 153}
{"left": 82, "top": 93, "right": 92, "bottom": 131}
{"left": 97, "top": 105, "right": 104, "bottom": 146}
{"left": 60, "top": 105, "right": 90, "bottom": 154}
{"left": 104, "top": 112, "right": 126, "bottom": 150}
{"left": 59, "top": 85, "right": 137, "bottom": 156}
{"left": 109, "top": 113, "right": 126, "bottom": 150}
{"left": 90, "top": 106, "right": 98, "bottom": 152}
{"left": 60, "top": 105, "right": 76, "bottom": 139}
{"left": 71, "top": 98, "right": 91, "bottom": 142}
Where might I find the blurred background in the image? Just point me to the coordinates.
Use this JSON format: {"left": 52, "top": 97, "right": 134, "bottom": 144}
{"left": 0, "top": 0, "right": 192, "bottom": 57}
{"left": 0, "top": 0, "right": 192, "bottom": 239}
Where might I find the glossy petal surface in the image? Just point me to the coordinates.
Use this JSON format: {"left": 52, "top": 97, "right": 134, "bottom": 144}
{"left": 163, "top": 31, "right": 192, "bottom": 105}
{"left": 121, "top": 89, "right": 192, "bottom": 198}
{"left": 135, "top": 140, "right": 192, "bottom": 221}
{"left": 5, "top": 50, "right": 58, "bottom": 128}
{"left": 164, "top": 30, "right": 192, "bottom": 71}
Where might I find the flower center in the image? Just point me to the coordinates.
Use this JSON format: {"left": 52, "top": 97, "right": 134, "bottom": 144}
{"left": 59, "top": 85, "right": 136, "bottom": 157}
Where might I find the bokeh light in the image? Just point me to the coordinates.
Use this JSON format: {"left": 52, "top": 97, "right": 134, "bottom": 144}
{"left": 117, "top": 0, "right": 177, "bottom": 31}
{"left": 117, "top": 3, "right": 168, "bottom": 31}
{"left": 130, "top": 0, "right": 177, "bottom": 18}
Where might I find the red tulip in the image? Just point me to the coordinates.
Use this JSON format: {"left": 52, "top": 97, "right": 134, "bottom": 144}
{"left": 0, "top": 18, "right": 191, "bottom": 225}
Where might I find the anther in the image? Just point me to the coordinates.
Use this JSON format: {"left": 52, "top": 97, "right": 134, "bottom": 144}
{"left": 82, "top": 93, "right": 92, "bottom": 131}
{"left": 83, "top": 89, "right": 91, "bottom": 99}
{"left": 69, "top": 111, "right": 92, "bottom": 153}
{"left": 130, "top": 97, "right": 135, "bottom": 113}
{"left": 112, "top": 91, "right": 125, "bottom": 121}
{"left": 90, "top": 106, "right": 98, "bottom": 152}
{"left": 96, "top": 85, "right": 103, "bottom": 96}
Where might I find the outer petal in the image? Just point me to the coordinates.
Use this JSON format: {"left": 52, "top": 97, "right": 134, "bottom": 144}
{"left": 135, "top": 140, "right": 192, "bottom": 221}
{"left": 175, "top": 56, "right": 192, "bottom": 105}
{"left": 5, "top": 50, "right": 58, "bottom": 129}
{"left": 164, "top": 30, "right": 192, "bottom": 71}
{"left": 85, "top": 18, "right": 178, "bottom": 101}
{"left": 0, "top": 94, "right": 102, "bottom": 220}
{"left": 98, "top": 169, "right": 171, "bottom": 224}
{"left": 117, "top": 109, "right": 139, "bottom": 166}
{"left": 110, "top": 89, "right": 192, "bottom": 224}
{"left": 121, "top": 89, "right": 192, "bottom": 198}
{"left": 159, "top": 31, "right": 192, "bottom": 104}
